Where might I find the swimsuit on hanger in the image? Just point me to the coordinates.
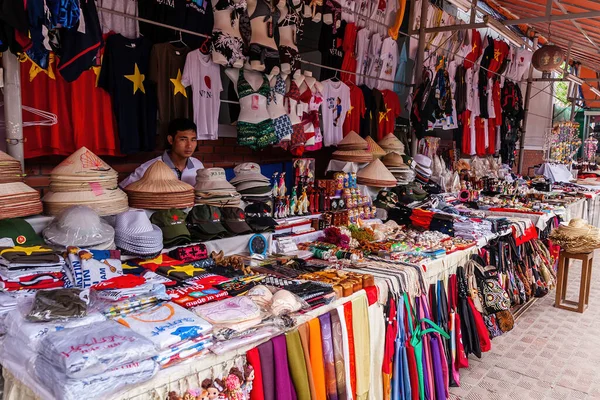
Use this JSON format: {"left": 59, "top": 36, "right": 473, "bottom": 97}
{"left": 237, "top": 69, "right": 277, "bottom": 150}
{"left": 249, "top": 0, "right": 281, "bottom": 74}
{"left": 278, "top": 1, "right": 303, "bottom": 74}
{"left": 211, "top": 0, "right": 247, "bottom": 67}
{"left": 269, "top": 74, "right": 293, "bottom": 142}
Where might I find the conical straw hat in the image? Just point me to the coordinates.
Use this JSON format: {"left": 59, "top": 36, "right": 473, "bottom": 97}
{"left": 378, "top": 134, "right": 405, "bottom": 154}
{"left": 337, "top": 131, "right": 368, "bottom": 150}
{"left": 51, "top": 147, "right": 116, "bottom": 177}
{"left": 123, "top": 161, "right": 194, "bottom": 194}
{"left": 357, "top": 159, "right": 397, "bottom": 187}
{"left": 43, "top": 188, "right": 129, "bottom": 216}
{"left": 382, "top": 152, "right": 406, "bottom": 167}
{"left": 332, "top": 149, "right": 373, "bottom": 163}
{"left": 0, "top": 151, "right": 24, "bottom": 183}
{"left": 366, "top": 137, "right": 386, "bottom": 159}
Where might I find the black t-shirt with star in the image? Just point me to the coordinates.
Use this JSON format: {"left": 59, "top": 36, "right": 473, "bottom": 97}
{"left": 98, "top": 34, "right": 157, "bottom": 154}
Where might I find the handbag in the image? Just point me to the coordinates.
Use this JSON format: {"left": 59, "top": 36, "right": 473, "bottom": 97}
{"left": 472, "top": 261, "right": 511, "bottom": 314}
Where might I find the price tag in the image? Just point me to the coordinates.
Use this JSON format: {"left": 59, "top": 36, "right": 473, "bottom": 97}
{"left": 251, "top": 94, "right": 260, "bottom": 110}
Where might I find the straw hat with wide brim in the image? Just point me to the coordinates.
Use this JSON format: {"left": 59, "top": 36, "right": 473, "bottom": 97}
{"left": 43, "top": 188, "right": 129, "bottom": 216}
{"left": 550, "top": 218, "right": 600, "bottom": 253}
{"left": 357, "top": 159, "right": 397, "bottom": 187}
{"left": 50, "top": 147, "right": 117, "bottom": 177}
{"left": 0, "top": 182, "right": 43, "bottom": 219}
{"left": 337, "top": 131, "right": 368, "bottom": 151}
{"left": 365, "top": 136, "right": 386, "bottom": 159}
{"left": 332, "top": 149, "right": 373, "bottom": 163}
{"left": 124, "top": 161, "right": 194, "bottom": 194}
{"left": 378, "top": 134, "right": 405, "bottom": 154}
{"left": 0, "top": 151, "right": 24, "bottom": 183}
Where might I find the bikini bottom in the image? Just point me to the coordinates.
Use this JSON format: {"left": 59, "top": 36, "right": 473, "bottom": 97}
{"left": 290, "top": 123, "right": 306, "bottom": 156}
{"left": 249, "top": 43, "right": 280, "bottom": 74}
{"left": 273, "top": 114, "right": 293, "bottom": 142}
{"left": 279, "top": 45, "right": 301, "bottom": 75}
{"left": 211, "top": 30, "right": 245, "bottom": 68}
{"left": 237, "top": 119, "right": 277, "bottom": 150}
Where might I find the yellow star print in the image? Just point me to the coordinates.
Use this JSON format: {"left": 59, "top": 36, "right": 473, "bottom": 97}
{"left": 379, "top": 104, "right": 393, "bottom": 123}
{"left": 493, "top": 48, "right": 501, "bottom": 61}
{"left": 347, "top": 105, "right": 354, "bottom": 115}
{"left": 166, "top": 263, "right": 205, "bottom": 277}
{"left": 92, "top": 65, "right": 101, "bottom": 87}
{"left": 170, "top": 69, "right": 187, "bottom": 98}
{"left": 125, "top": 63, "right": 146, "bottom": 94}
{"left": 0, "top": 246, "right": 51, "bottom": 256}
{"left": 25, "top": 53, "right": 56, "bottom": 82}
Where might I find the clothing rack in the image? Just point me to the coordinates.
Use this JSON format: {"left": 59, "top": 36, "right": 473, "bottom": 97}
{"left": 96, "top": 6, "right": 412, "bottom": 86}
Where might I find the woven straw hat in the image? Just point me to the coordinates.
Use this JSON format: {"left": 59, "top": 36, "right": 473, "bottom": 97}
{"left": 43, "top": 188, "right": 129, "bottom": 216}
{"left": 51, "top": 147, "right": 116, "bottom": 178}
{"left": 365, "top": 137, "right": 386, "bottom": 159}
{"left": 550, "top": 218, "right": 600, "bottom": 253}
{"left": 382, "top": 151, "right": 407, "bottom": 168}
{"left": 0, "top": 182, "right": 43, "bottom": 219}
{"left": 0, "top": 151, "right": 24, "bottom": 183}
{"left": 357, "top": 159, "right": 397, "bottom": 187}
{"left": 378, "top": 134, "right": 405, "bottom": 154}
{"left": 125, "top": 161, "right": 194, "bottom": 194}
{"left": 337, "top": 131, "right": 368, "bottom": 151}
{"left": 332, "top": 149, "right": 373, "bottom": 163}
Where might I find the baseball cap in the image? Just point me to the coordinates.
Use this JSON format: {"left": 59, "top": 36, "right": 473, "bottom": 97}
{"left": 221, "top": 207, "right": 252, "bottom": 235}
{"left": 0, "top": 218, "right": 44, "bottom": 246}
{"left": 244, "top": 202, "right": 277, "bottom": 232}
{"left": 150, "top": 209, "right": 191, "bottom": 247}
{"left": 186, "top": 205, "right": 228, "bottom": 240}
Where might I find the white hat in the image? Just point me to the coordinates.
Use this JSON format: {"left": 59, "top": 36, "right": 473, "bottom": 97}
{"left": 195, "top": 168, "right": 237, "bottom": 192}
{"left": 230, "top": 163, "right": 270, "bottom": 185}
{"left": 414, "top": 154, "right": 432, "bottom": 169}
{"left": 114, "top": 210, "right": 163, "bottom": 255}
{"left": 43, "top": 205, "right": 115, "bottom": 248}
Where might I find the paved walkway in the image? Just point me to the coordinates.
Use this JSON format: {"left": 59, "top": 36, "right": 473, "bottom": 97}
{"left": 450, "top": 252, "right": 600, "bottom": 399}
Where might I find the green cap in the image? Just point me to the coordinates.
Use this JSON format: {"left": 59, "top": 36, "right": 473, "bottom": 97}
{"left": 186, "top": 205, "right": 228, "bottom": 238}
{"left": 0, "top": 218, "right": 44, "bottom": 246}
{"left": 150, "top": 209, "right": 191, "bottom": 246}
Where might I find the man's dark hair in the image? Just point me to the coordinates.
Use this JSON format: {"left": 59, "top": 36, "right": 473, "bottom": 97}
{"left": 167, "top": 118, "right": 197, "bottom": 138}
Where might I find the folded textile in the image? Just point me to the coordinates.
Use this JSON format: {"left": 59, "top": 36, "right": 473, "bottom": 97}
{"left": 92, "top": 282, "right": 170, "bottom": 318}
{"left": 155, "top": 334, "right": 213, "bottom": 368}
{"left": 39, "top": 320, "right": 157, "bottom": 379}
{"left": 0, "top": 245, "right": 62, "bottom": 266}
{"left": 0, "top": 265, "right": 64, "bottom": 280}
{"left": 0, "top": 290, "right": 35, "bottom": 315}
{"left": 4, "top": 308, "right": 106, "bottom": 350}
{"left": 27, "top": 288, "right": 88, "bottom": 322}
{"left": 0, "top": 271, "right": 64, "bottom": 291}
{"left": 35, "top": 356, "right": 158, "bottom": 400}
{"left": 65, "top": 248, "right": 122, "bottom": 289}
{"left": 116, "top": 302, "right": 212, "bottom": 351}
{"left": 193, "top": 296, "right": 261, "bottom": 327}
{"left": 211, "top": 326, "right": 281, "bottom": 355}
{"left": 167, "top": 274, "right": 230, "bottom": 308}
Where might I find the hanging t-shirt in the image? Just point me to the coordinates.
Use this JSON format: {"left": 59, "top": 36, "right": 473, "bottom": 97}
{"left": 148, "top": 43, "right": 192, "bottom": 145}
{"left": 340, "top": 22, "right": 358, "bottom": 84}
{"left": 321, "top": 80, "right": 351, "bottom": 146}
{"left": 181, "top": 50, "right": 223, "bottom": 140}
{"left": 366, "top": 32, "right": 383, "bottom": 88}
{"left": 376, "top": 36, "right": 398, "bottom": 91}
{"left": 343, "top": 83, "right": 366, "bottom": 136}
{"left": 97, "top": 0, "right": 139, "bottom": 39}
{"left": 370, "top": 88, "right": 386, "bottom": 139}
{"left": 138, "top": 0, "right": 185, "bottom": 43}
{"left": 359, "top": 84, "right": 374, "bottom": 137}
{"left": 355, "top": 28, "right": 371, "bottom": 86}
{"left": 180, "top": 0, "right": 214, "bottom": 51}
{"left": 98, "top": 34, "right": 157, "bottom": 154}
{"left": 319, "top": 21, "right": 346, "bottom": 81}
{"left": 378, "top": 89, "right": 401, "bottom": 140}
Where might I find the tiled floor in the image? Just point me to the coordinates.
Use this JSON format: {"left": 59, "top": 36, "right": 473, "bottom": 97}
{"left": 449, "top": 252, "right": 600, "bottom": 399}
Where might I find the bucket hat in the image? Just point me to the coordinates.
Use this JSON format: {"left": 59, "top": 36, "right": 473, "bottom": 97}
{"left": 195, "top": 168, "right": 236, "bottom": 192}
{"left": 114, "top": 210, "right": 163, "bottom": 255}
{"left": 230, "top": 163, "right": 270, "bottom": 185}
{"left": 43, "top": 205, "right": 115, "bottom": 248}
{"left": 150, "top": 209, "right": 192, "bottom": 247}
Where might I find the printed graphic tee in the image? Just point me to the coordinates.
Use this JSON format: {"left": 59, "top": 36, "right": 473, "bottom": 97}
{"left": 377, "top": 89, "right": 401, "bottom": 139}
{"left": 319, "top": 21, "right": 346, "bottom": 81}
{"left": 321, "top": 80, "right": 351, "bottom": 146}
{"left": 182, "top": 50, "right": 223, "bottom": 140}
{"left": 377, "top": 36, "right": 398, "bottom": 91}
{"left": 343, "top": 82, "right": 366, "bottom": 136}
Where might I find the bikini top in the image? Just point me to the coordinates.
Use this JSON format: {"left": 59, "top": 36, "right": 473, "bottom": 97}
{"left": 238, "top": 69, "right": 271, "bottom": 99}
{"left": 214, "top": 0, "right": 247, "bottom": 25}
{"left": 250, "top": 0, "right": 274, "bottom": 20}
{"left": 268, "top": 75, "right": 286, "bottom": 105}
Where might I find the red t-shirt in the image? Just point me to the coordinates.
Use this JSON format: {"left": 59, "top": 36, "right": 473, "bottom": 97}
{"left": 378, "top": 89, "right": 401, "bottom": 140}
{"left": 340, "top": 22, "right": 358, "bottom": 84}
{"left": 343, "top": 82, "right": 366, "bottom": 136}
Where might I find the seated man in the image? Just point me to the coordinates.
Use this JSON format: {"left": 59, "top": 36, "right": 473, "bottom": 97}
{"left": 120, "top": 118, "right": 204, "bottom": 188}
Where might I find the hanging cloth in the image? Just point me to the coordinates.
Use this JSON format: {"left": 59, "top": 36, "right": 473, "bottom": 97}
{"left": 343, "top": 302, "right": 358, "bottom": 398}
{"left": 298, "top": 323, "right": 319, "bottom": 400}
{"left": 273, "top": 334, "right": 298, "bottom": 400}
{"left": 286, "top": 330, "right": 312, "bottom": 400}
{"left": 246, "top": 347, "right": 265, "bottom": 400}
{"left": 308, "top": 318, "right": 328, "bottom": 399}
{"left": 258, "top": 340, "right": 276, "bottom": 400}
{"left": 330, "top": 310, "right": 348, "bottom": 400}
{"left": 352, "top": 295, "right": 371, "bottom": 400}
{"left": 319, "top": 313, "right": 339, "bottom": 400}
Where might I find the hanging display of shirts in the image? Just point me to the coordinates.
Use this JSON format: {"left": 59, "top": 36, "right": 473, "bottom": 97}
{"left": 181, "top": 50, "right": 223, "bottom": 140}
{"left": 149, "top": 43, "right": 192, "bottom": 145}
{"left": 343, "top": 82, "right": 366, "bottom": 136}
{"left": 137, "top": 0, "right": 186, "bottom": 44}
{"left": 321, "top": 80, "right": 351, "bottom": 146}
{"left": 378, "top": 89, "right": 401, "bottom": 140}
{"left": 355, "top": 28, "right": 371, "bottom": 86}
{"left": 97, "top": 0, "right": 139, "bottom": 39}
{"left": 319, "top": 21, "right": 346, "bottom": 81}
{"left": 377, "top": 37, "right": 399, "bottom": 91}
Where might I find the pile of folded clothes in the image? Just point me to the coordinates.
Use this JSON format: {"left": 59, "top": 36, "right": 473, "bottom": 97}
{"left": 230, "top": 163, "right": 273, "bottom": 204}
{"left": 63, "top": 247, "right": 122, "bottom": 288}
{"left": 194, "top": 168, "right": 241, "bottom": 207}
{"left": 453, "top": 217, "right": 494, "bottom": 241}
{"left": 0, "top": 245, "right": 65, "bottom": 291}
{"left": 32, "top": 320, "right": 158, "bottom": 400}
{"left": 116, "top": 302, "right": 213, "bottom": 369}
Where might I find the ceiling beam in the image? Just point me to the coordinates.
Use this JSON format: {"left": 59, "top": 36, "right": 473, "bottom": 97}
{"left": 420, "top": 22, "right": 486, "bottom": 34}
{"left": 502, "top": 10, "right": 600, "bottom": 25}
{"left": 553, "top": 0, "right": 600, "bottom": 50}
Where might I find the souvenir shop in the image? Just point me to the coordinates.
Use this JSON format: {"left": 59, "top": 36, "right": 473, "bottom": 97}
{"left": 2, "top": 0, "right": 600, "bottom": 399}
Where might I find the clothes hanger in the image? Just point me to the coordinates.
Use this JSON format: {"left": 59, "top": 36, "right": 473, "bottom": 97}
{"left": 0, "top": 101, "right": 57, "bottom": 128}
{"left": 330, "top": 69, "right": 340, "bottom": 82}
{"left": 170, "top": 30, "right": 188, "bottom": 48}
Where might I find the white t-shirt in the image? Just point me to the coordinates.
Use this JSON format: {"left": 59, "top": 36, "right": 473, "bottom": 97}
{"left": 355, "top": 28, "right": 371, "bottom": 86}
{"left": 377, "top": 37, "right": 398, "bottom": 91}
{"left": 98, "top": 0, "right": 139, "bottom": 39}
{"left": 181, "top": 50, "right": 223, "bottom": 140}
{"left": 366, "top": 32, "right": 383, "bottom": 88}
{"left": 321, "top": 80, "right": 351, "bottom": 146}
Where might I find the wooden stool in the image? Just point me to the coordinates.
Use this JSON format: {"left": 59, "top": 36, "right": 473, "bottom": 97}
{"left": 554, "top": 250, "right": 594, "bottom": 313}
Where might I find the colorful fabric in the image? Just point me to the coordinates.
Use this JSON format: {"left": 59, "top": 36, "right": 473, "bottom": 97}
{"left": 273, "top": 335, "right": 297, "bottom": 400}
{"left": 258, "top": 340, "right": 276, "bottom": 400}
{"left": 286, "top": 330, "right": 311, "bottom": 400}
{"left": 368, "top": 301, "right": 385, "bottom": 400}
{"left": 237, "top": 119, "right": 278, "bottom": 150}
{"left": 352, "top": 296, "right": 370, "bottom": 400}
{"left": 336, "top": 305, "right": 354, "bottom": 400}
{"left": 309, "top": 318, "right": 328, "bottom": 400}
{"left": 166, "top": 274, "right": 230, "bottom": 308}
{"left": 64, "top": 248, "right": 122, "bottom": 289}
{"left": 319, "top": 313, "right": 338, "bottom": 400}
{"left": 330, "top": 310, "right": 347, "bottom": 400}
{"left": 298, "top": 322, "right": 319, "bottom": 400}
{"left": 247, "top": 348, "right": 265, "bottom": 400}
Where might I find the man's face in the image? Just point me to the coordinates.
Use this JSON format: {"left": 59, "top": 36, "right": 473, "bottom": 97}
{"left": 168, "top": 129, "right": 197, "bottom": 158}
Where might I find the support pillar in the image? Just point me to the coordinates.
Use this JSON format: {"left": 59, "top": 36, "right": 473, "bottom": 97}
{"left": 518, "top": 36, "right": 538, "bottom": 175}
{"left": 2, "top": 52, "right": 24, "bottom": 170}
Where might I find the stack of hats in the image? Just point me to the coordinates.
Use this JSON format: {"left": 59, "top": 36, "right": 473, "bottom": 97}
{"left": 245, "top": 202, "right": 278, "bottom": 232}
{"left": 0, "top": 218, "right": 44, "bottom": 247}
{"left": 114, "top": 210, "right": 163, "bottom": 257}
{"left": 332, "top": 132, "right": 372, "bottom": 163}
{"left": 0, "top": 151, "right": 43, "bottom": 219}
{"left": 42, "top": 147, "right": 128, "bottom": 216}
{"left": 221, "top": 207, "right": 253, "bottom": 235}
{"left": 365, "top": 137, "right": 386, "bottom": 159}
{"left": 357, "top": 159, "right": 397, "bottom": 188}
{"left": 230, "top": 163, "right": 272, "bottom": 203}
{"left": 0, "top": 151, "right": 23, "bottom": 183}
{"left": 382, "top": 152, "right": 414, "bottom": 184}
{"left": 150, "top": 209, "right": 191, "bottom": 247}
{"left": 413, "top": 154, "right": 433, "bottom": 184}
{"left": 186, "top": 205, "right": 228, "bottom": 240}
{"left": 124, "top": 161, "right": 194, "bottom": 209}
{"left": 43, "top": 206, "right": 115, "bottom": 250}
{"left": 195, "top": 168, "right": 241, "bottom": 207}
{"left": 378, "top": 133, "right": 405, "bottom": 155}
